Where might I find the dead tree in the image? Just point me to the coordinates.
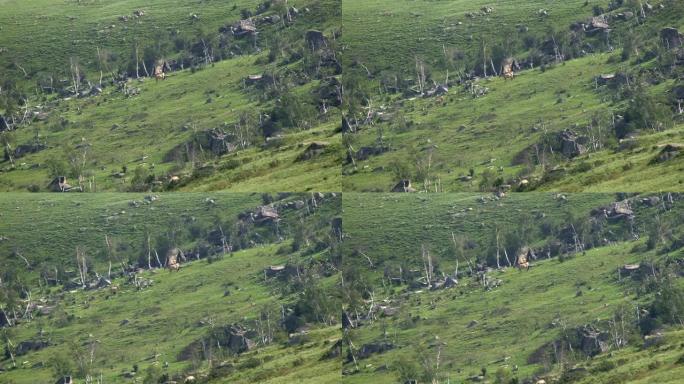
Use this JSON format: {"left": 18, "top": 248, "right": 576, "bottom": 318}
{"left": 70, "top": 57, "right": 82, "bottom": 94}
{"left": 146, "top": 235, "right": 152, "bottom": 269}
{"left": 105, "top": 235, "right": 127, "bottom": 276}
{"left": 76, "top": 246, "right": 88, "bottom": 287}
{"left": 415, "top": 57, "right": 426, "bottom": 95}
{"left": 421, "top": 244, "right": 434, "bottom": 287}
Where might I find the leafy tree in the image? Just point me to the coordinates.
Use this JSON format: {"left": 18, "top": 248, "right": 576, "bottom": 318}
{"left": 49, "top": 354, "right": 74, "bottom": 380}
{"left": 620, "top": 86, "right": 672, "bottom": 138}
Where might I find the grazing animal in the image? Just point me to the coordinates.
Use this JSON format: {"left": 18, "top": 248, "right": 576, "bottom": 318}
{"left": 517, "top": 247, "right": 532, "bottom": 271}
{"left": 154, "top": 61, "right": 167, "bottom": 82}
{"left": 166, "top": 248, "right": 183, "bottom": 272}
{"left": 502, "top": 57, "right": 515, "bottom": 80}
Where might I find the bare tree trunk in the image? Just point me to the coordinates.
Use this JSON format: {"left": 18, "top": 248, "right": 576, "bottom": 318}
{"left": 154, "top": 249, "right": 162, "bottom": 268}
{"left": 135, "top": 44, "right": 140, "bottom": 79}
{"left": 147, "top": 235, "right": 152, "bottom": 269}
{"left": 495, "top": 228, "right": 501, "bottom": 269}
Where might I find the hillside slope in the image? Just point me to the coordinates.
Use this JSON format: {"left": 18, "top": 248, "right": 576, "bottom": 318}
{"left": 0, "top": 192, "right": 342, "bottom": 383}
{"left": 341, "top": 192, "right": 684, "bottom": 383}
{"left": 342, "top": 0, "right": 684, "bottom": 192}
{"left": 0, "top": 0, "right": 342, "bottom": 192}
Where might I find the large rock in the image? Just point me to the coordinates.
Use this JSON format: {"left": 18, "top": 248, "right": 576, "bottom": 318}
{"left": 16, "top": 339, "right": 49, "bottom": 356}
{"left": 255, "top": 205, "right": 279, "bottom": 222}
{"left": 604, "top": 200, "right": 634, "bottom": 221}
{"left": 232, "top": 19, "right": 257, "bottom": 36}
{"left": 13, "top": 143, "right": 46, "bottom": 159}
{"left": 298, "top": 141, "right": 329, "bottom": 161}
{"left": 653, "top": 144, "right": 682, "bottom": 163}
{"left": 356, "top": 342, "right": 394, "bottom": 359}
{"left": 305, "top": 30, "right": 326, "bottom": 50}
{"left": 224, "top": 325, "right": 256, "bottom": 354}
{"left": 558, "top": 130, "right": 588, "bottom": 158}
{"left": 391, "top": 179, "right": 417, "bottom": 193}
{"left": 576, "top": 324, "right": 610, "bottom": 357}
{"left": 661, "top": 27, "right": 683, "bottom": 49}
{"left": 589, "top": 17, "right": 609, "bottom": 29}
{"left": 54, "top": 376, "right": 73, "bottom": 384}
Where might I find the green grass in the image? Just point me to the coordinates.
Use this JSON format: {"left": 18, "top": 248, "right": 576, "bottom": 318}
{"left": 342, "top": 0, "right": 684, "bottom": 192}
{"left": 342, "top": 192, "right": 616, "bottom": 265}
{"left": 343, "top": 52, "right": 684, "bottom": 192}
{"left": 0, "top": 0, "right": 342, "bottom": 192}
{"left": 0, "top": 192, "right": 341, "bottom": 383}
{"left": 1, "top": 245, "right": 340, "bottom": 384}
{"left": 0, "top": 53, "right": 341, "bottom": 192}
{"left": 341, "top": 192, "right": 684, "bottom": 383}
{"left": 0, "top": 0, "right": 258, "bottom": 78}
{"left": 343, "top": 0, "right": 595, "bottom": 72}
{"left": 343, "top": 241, "right": 684, "bottom": 383}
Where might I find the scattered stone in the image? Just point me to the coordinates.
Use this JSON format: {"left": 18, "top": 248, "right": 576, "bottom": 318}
{"left": 232, "top": 19, "right": 257, "bottom": 36}
{"left": 588, "top": 16, "right": 610, "bottom": 31}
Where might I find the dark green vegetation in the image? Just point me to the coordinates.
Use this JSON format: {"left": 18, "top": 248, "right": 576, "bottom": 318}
{"left": 342, "top": 192, "right": 684, "bottom": 383}
{"left": 0, "top": 192, "right": 342, "bottom": 383}
{"left": 342, "top": 0, "right": 684, "bottom": 192}
{"left": 0, "top": 0, "right": 342, "bottom": 192}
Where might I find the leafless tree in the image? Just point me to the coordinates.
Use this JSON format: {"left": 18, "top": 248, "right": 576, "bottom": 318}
{"left": 76, "top": 246, "right": 88, "bottom": 287}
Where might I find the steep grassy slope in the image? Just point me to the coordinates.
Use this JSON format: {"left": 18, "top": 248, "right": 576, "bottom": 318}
{"left": 343, "top": 241, "right": 684, "bottom": 383}
{"left": 343, "top": 53, "right": 684, "bottom": 192}
{"left": 0, "top": 0, "right": 343, "bottom": 192}
{"left": 0, "top": 0, "right": 259, "bottom": 80}
{"left": 342, "top": 0, "right": 684, "bottom": 192}
{"left": 341, "top": 192, "right": 684, "bottom": 383}
{"left": 0, "top": 54, "right": 341, "bottom": 192}
{"left": 343, "top": 0, "right": 591, "bottom": 73}
{"left": 342, "top": 192, "right": 616, "bottom": 265}
{"left": 1, "top": 245, "right": 340, "bottom": 384}
{"left": 0, "top": 192, "right": 342, "bottom": 383}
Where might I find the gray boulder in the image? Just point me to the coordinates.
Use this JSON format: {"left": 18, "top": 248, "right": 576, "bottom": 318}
{"left": 661, "top": 27, "right": 683, "bottom": 49}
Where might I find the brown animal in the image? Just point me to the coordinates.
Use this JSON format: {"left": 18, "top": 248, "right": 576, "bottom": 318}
{"left": 154, "top": 61, "right": 166, "bottom": 82}
{"left": 516, "top": 246, "right": 532, "bottom": 270}
{"left": 502, "top": 57, "right": 515, "bottom": 80}
{"left": 166, "top": 248, "right": 183, "bottom": 272}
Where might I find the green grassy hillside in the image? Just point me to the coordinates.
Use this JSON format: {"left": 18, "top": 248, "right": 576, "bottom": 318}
{"left": 342, "top": 0, "right": 684, "bottom": 192}
{"left": 341, "top": 192, "right": 684, "bottom": 383}
{"left": 0, "top": 192, "right": 342, "bottom": 383}
{"left": 0, "top": 54, "right": 341, "bottom": 192}
{"left": 0, "top": 0, "right": 342, "bottom": 192}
